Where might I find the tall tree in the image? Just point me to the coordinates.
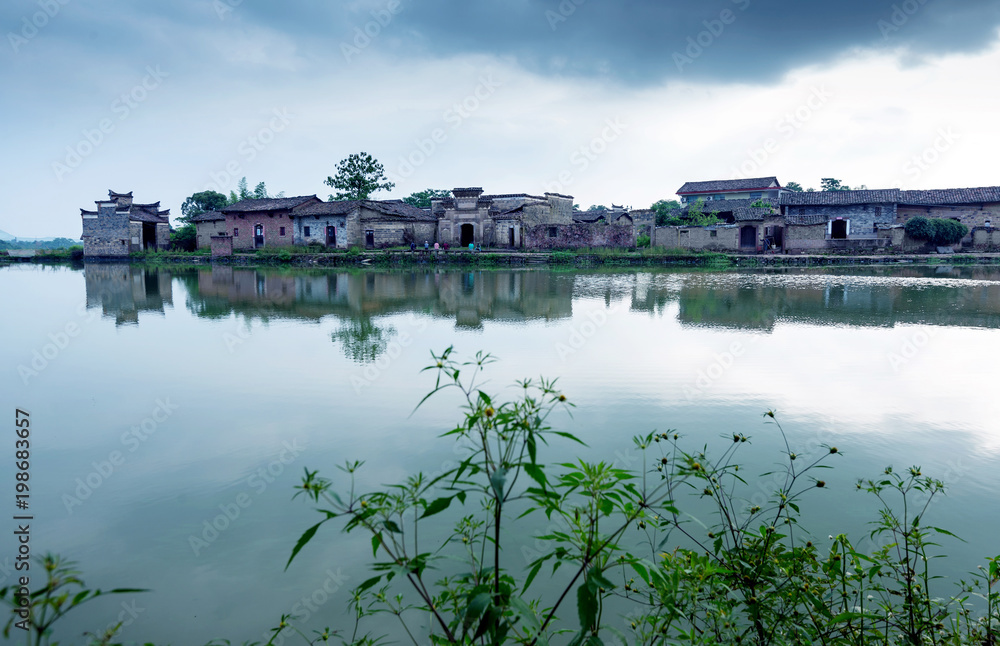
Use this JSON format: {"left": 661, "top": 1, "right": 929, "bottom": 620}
{"left": 402, "top": 189, "right": 450, "bottom": 209}
{"left": 325, "top": 152, "right": 395, "bottom": 201}
{"left": 821, "top": 178, "right": 850, "bottom": 192}
{"left": 180, "top": 190, "right": 229, "bottom": 222}
{"left": 783, "top": 182, "right": 804, "bottom": 192}
{"left": 651, "top": 199, "right": 682, "bottom": 226}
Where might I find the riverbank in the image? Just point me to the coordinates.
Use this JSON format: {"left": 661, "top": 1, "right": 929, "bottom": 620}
{"left": 6, "top": 247, "right": 1000, "bottom": 268}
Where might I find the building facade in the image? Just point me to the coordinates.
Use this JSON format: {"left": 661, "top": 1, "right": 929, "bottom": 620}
{"left": 81, "top": 190, "right": 171, "bottom": 257}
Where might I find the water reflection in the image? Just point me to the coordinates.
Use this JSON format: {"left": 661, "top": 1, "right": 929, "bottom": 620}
{"left": 84, "top": 264, "right": 173, "bottom": 325}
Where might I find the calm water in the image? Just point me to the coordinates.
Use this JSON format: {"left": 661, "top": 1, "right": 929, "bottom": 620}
{"left": 2, "top": 262, "right": 999, "bottom": 644}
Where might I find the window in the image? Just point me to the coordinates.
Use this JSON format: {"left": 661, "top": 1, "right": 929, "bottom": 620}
{"left": 233, "top": 228, "right": 239, "bottom": 236}
{"left": 548, "top": 227, "right": 558, "bottom": 238}
{"left": 713, "top": 194, "right": 725, "bottom": 201}
{"left": 874, "top": 207, "right": 882, "bottom": 217}
{"left": 710, "top": 230, "right": 717, "bottom": 238}
{"left": 304, "top": 226, "right": 311, "bottom": 237}
{"left": 750, "top": 192, "right": 762, "bottom": 199}
{"left": 280, "top": 227, "right": 286, "bottom": 236}
{"left": 986, "top": 219, "right": 992, "bottom": 228}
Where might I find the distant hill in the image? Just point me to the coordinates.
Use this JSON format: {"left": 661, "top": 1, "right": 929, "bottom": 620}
{"left": 0, "top": 229, "right": 14, "bottom": 241}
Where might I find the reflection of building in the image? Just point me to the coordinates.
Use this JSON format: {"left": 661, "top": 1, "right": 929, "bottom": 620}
{"left": 84, "top": 264, "right": 173, "bottom": 325}
{"left": 189, "top": 268, "right": 573, "bottom": 326}
{"left": 80, "top": 190, "right": 171, "bottom": 257}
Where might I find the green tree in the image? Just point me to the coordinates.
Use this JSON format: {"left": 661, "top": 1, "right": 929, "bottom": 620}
{"left": 587, "top": 204, "right": 609, "bottom": 211}
{"left": 685, "top": 198, "right": 721, "bottom": 226}
{"left": 325, "top": 152, "right": 395, "bottom": 201}
{"left": 784, "top": 181, "right": 804, "bottom": 192}
{"left": 180, "top": 190, "right": 229, "bottom": 222}
{"left": 652, "top": 199, "right": 682, "bottom": 226}
{"left": 170, "top": 224, "right": 197, "bottom": 251}
{"left": 821, "top": 177, "right": 850, "bottom": 191}
{"left": 402, "top": 189, "right": 451, "bottom": 209}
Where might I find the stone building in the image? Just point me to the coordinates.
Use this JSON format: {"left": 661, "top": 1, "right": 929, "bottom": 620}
{"left": 677, "top": 177, "right": 785, "bottom": 205}
{"left": 897, "top": 187, "right": 1000, "bottom": 249}
{"left": 189, "top": 210, "right": 226, "bottom": 249}
{"left": 220, "top": 195, "right": 322, "bottom": 250}
{"left": 291, "top": 200, "right": 436, "bottom": 249}
{"left": 431, "top": 188, "right": 574, "bottom": 248}
{"left": 80, "top": 190, "right": 171, "bottom": 257}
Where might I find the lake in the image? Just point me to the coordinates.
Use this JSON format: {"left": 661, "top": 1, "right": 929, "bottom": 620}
{"left": 3, "top": 262, "right": 999, "bottom": 644}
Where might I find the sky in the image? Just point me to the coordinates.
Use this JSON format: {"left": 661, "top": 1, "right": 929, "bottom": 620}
{"left": 2, "top": 0, "right": 1000, "bottom": 238}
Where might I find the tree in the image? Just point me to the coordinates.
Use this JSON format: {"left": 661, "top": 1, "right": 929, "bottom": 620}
{"left": 784, "top": 182, "right": 804, "bottom": 192}
{"left": 821, "top": 178, "right": 850, "bottom": 192}
{"left": 402, "top": 189, "right": 451, "bottom": 209}
{"left": 325, "top": 152, "right": 395, "bottom": 201}
{"left": 685, "top": 198, "right": 720, "bottom": 226}
{"left": 170, "top": 224, "right": 197, "bottom": 251}
{"left": 651, "top": 199, "right": 682, "bottom": 226}
{"left": 906, "top": 216, "right": 968, "bottom": 246}
{"left": 587, "top": 204, "right": 609, "bottom": 212}
{"left": 180, "top": 190, "right": 229, "bottom": 222}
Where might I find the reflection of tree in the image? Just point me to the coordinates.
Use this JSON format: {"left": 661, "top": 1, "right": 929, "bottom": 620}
{"left": 331, "top": 318, "right": 396, "bottom": 363}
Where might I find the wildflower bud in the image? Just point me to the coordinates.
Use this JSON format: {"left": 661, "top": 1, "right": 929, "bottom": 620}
{"left": 816, "top": 480, "right": 826, "bottom": 488}
{"left": 789, "top": 453, "right": 797, "bottom": 460}
{"left": 484, "top": 406, "right": 495, "bottom": 418}
{"left": 733, "top": 434, "right": 740, "bottom": 443}
{"left": 829, "top": 447, "right": 838, "bottom": 454}
{"left": 558, "top": 394, "right": 567, "bottom": 402}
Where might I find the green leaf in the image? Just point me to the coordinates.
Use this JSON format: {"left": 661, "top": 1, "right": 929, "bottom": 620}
{"left": 463, "top": 592, "right": 492, "bottom": 632}
{"left": 524, "top": 463, "right": 547, "bottom": 488}
{"left": 372, "top": 533, "right": 382, "bottom": 557}
{"left": 577, "top": 581, "right": 598, "bottom": 631}
{"left": 285, "top": 520, "right": 327, "bottom": 570}
{"left": 356, "top": 575, "right": 382, "bottom": 594}
{"left": 588, "top": 569, "right": 616, "bottom": 592}
{"left": 383, "top": 520, "right": 402, "bottom": 533}
{"left": 510, "top": 596, "right": 540, "bottom": 631}
{"left": 420, "top": 496, "right": 454, "bottom": 519}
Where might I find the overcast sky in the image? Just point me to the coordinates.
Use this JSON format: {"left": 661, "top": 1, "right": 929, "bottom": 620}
{"left": 3, "top": 0, "right": 1000, "bottom": 237}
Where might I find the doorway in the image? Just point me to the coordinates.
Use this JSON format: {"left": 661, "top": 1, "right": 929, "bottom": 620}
{"left": 508, "top": 226, "right": 515, "bottom": 247}
{"left": 460, "top": 223, "right": 475, "bottom": 247}
{"left": 740, "top": 226, "right": 757, "bottom": 249}
{"left": 326, "top": 225, "right": 336, "bottom": 247}
{"left": 142, "top": 222, "right": 157, "bottom": 250}
{"left": 365, "top": 230, "right": 375, "bottom": 248}
{"left": 254, "top": 224, "right": 264, "bottom": 248}
{"left": 831, "top": 220, "right": 848, "bottom": 239}
{"left": 771, "top": 226, "right": 784, "bottom": 251}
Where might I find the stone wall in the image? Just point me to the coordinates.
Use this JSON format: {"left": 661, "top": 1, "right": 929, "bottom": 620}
{"left": 82, "top": 210, "right": 131, "bottom": 257}
{"left": 155, "top": 223, "right": 170, "bottom": 250}
{"left": 524, "top": 223, "right": 635, "bottom": 249}
{"left": 970, "top": 227, "right": 1000, "bottom": 249}
{"left": 653, "top": 225, "right": 739, "bottom": 251}
{"left": 784, "top": 204, "right": 897, "bottom": 238}
{"left": 294, "top": 215, "right": 350, "bottom": 248}
{"left": 196, "top": 220, "right": 228, "bottom": 249}
{"left": 210, "top": 235, "right": 233, "bottom": 257}
{"left": 227, "top": 212, "right": 295, "bottom": 249}
{"left": 784, "top": 224, "right": 827, "bottom": 251}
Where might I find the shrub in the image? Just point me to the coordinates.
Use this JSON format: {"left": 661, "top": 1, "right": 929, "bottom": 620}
{"left": 906, "top": 217, "right": 968, "bottom": 246}
{"left": 636, "top": 233, "right": 651, "bottom": 248}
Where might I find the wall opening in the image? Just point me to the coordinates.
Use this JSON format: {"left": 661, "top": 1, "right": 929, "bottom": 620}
{"left": 254, "top": 224, "right": 264, "bottom": 248}
{"left": 326, "top": 226, "right": 336, "bottom": 247}
{"left": 831, "top": 220, "right": 848, "bottom": 239}
{"left": 460, "top": 223, "right": 475, "bottom": 246}
{"left": 740, "top": 226, "right": 757, "bottom": 248}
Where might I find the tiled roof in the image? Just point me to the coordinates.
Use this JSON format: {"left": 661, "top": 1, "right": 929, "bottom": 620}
{"left": 779, "top": 190, "right": 899, "bottom": 205}
{"left": 898, "top": 187, "right": 1000, "bottom": 205}
{"left": 291, "top": 200, "right": 436, "bottom": 222}
{"left": 129, "top": 211, "right": 169, "bottom": 224}
{"left": 683, "top": 197, "right": 778, "bottom": 213}
{"left": 733, "top": 207, "right": 776, "bottom": 222}
{"left": 292, "top": 201, "right": 360, "bottom": 216}
{"left": 221, "top": 195, "right": 320, "bottom": 213}
{"left": 677, "top": 177, "right": 780, "bottom": 194}
{"left": 109, "top": 190, "right": 133, "bottom": 198}
{"left": 189, "top": 210, "right": 225, "bottom": 222}
{"left": 785, "top": 214, "right": 830, "bottom": 226}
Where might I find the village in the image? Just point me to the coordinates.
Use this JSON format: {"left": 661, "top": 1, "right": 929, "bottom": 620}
{"left": 79, "top": 175, "right": 1000, "bottom": 258}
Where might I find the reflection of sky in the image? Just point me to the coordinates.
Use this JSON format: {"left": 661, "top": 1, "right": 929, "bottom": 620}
{"left": 2, "top": 265, "right": 999, "bottom": 645}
